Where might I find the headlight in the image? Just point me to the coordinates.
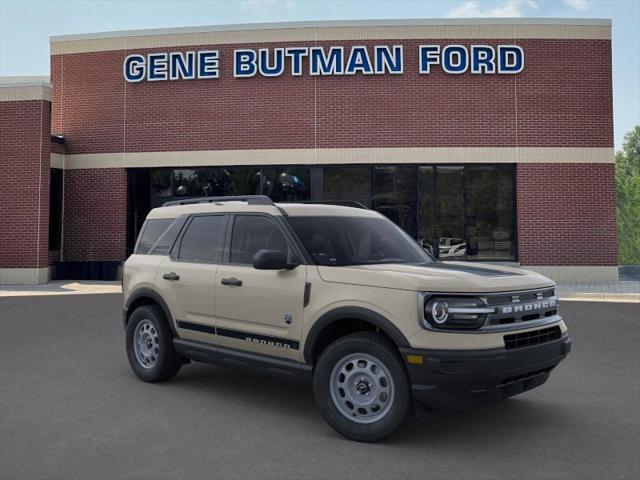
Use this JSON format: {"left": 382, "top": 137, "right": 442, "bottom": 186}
{"left": 423, "top": 296, "right": 494, "bottom": 330}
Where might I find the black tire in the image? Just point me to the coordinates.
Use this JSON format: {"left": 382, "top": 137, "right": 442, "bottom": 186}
{"left": 126, "top": 304, "right": 181, "bottom": 382}
{"left": 313, "top": 331, "right": 412, "bottom": 442}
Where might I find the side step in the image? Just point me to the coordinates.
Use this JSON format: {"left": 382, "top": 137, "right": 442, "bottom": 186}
{"left": 173, "top": 338, "right": 313, "bottom": 383}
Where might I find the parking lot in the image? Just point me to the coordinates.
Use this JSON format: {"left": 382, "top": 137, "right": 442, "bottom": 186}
{"left": 1, "top": 294, "right": 639, "bottom": 480}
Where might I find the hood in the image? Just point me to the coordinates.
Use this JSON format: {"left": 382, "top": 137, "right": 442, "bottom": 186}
{"left": 316, "top": 261, "right": 554, "bottom": 293}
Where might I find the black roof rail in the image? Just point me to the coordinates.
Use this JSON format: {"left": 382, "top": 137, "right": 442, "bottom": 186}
{"left": 281, "top": 200, "right": 370, "bottom": 210}
{"left": 162, "top": 195, "right": 274, "bottom": 207}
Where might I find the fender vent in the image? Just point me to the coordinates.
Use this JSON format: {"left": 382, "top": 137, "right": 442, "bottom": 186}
{"left": 504, "top": 326, "right": 562, "bottom": 350}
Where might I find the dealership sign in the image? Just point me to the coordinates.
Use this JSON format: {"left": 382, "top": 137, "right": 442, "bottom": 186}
{"left": 123, "top": 45, "right": 524, "bottom": 82}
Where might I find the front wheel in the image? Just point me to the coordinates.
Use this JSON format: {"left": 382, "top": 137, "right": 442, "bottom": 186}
{"left": 126, "top": 305, "right": 181, "bottom": 382}
{"left": 313, "top": 332, "right": 412, "bottom": 442}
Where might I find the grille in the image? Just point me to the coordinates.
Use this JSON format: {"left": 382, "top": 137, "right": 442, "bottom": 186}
{"left": 484, "top": 288, "right": 558, "bottom": 328}
{"left": 504, "top": 326, "right": 562, "bottom": 350}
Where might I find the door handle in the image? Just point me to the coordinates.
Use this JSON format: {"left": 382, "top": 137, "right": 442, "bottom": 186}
{"left": 162, "top": 272, "right": 180, "bottom": 281}
{"left": 221, "top": 277, "right": 242, "bottom": 287}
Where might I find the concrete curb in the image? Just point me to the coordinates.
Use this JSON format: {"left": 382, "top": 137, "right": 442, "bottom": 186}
{"left": 558, "top": 293, "right": 640, "bottom": 303}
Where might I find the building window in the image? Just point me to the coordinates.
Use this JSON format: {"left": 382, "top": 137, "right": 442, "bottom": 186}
{"left": 48, "top": 169, "right": 63, "bottom": 251}
{"left": 465, "top": 165, "right": 515, "bottom": 260}
{"left": 372, "top": 166, "right": 417, "bottom": 239}
{"left": 323, "top": 166, "right": 371, "bottom": 207}
{"left": 129, "top": 163, "right": 516, "bottom": 262}
{"left": 169, "top": 166, "right": 310, "bottom": 202}
{"left": 416, "top": 164, "right": 515, "bottom": 260}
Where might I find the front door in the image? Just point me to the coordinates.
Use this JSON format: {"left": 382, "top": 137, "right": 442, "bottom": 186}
{"left": 214, "top": 214, "right": 307, "bottom": 361}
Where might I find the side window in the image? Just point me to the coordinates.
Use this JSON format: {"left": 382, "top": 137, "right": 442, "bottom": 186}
{"left": 135, "top": 218, "right": 173, "bottom": 254}
{"left": 178, "top": 215, "right": 227, "bottom": 263}
{"left": 149, "top": 216, "right": 188, "bottom": 255}
{"left": 229, "top": 216, "right": 289, "bottom": 265}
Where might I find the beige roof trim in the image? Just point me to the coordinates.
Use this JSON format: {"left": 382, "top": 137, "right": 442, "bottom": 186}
{"left": 0, "top": 78, "right": 52, "bottom": 102}
{"left": 0, "top": 85, "right": 52, "bottom": 102}
{"left": 50, "top": 18, "right": 612, "bottom": 55}
{"left": 50, "top": 153, "right": 65, "bottom": 169}
{"left": 60, "top": 147, "right": 614, "bottom": 170}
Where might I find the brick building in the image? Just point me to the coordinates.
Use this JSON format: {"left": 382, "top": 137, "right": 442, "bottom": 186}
{"left": 0, "top": 18, "right": 616, "bottom": 284}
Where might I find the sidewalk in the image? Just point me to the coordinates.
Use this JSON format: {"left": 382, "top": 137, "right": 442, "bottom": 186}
{"left": 0, "top": 281, "right": 121, "bottom": 297}
{"left": 1, "top": 280, "right": 639, "bottom": 302}
{"left": 556, "top": 281, "right": 640, "bottom": 303}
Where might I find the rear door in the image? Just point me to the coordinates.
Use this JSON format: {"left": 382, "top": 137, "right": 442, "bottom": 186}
{"left": 156, "top": 214, "right": 228, "bottom": 343}
{"left": 214, "top": 214, "right": 307, "bottom": 361}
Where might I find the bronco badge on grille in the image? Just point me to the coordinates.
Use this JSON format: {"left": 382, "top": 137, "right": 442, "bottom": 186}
{"left": 500, "top": 298, "right": 556, "bottom": 314}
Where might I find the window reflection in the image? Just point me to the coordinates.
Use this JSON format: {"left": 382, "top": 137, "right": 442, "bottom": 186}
{"left": 372, "top": 166, "right": 417, "bottom": 238}
{"left": 155, "top": 166, "right": 310, "bottom": 203}
{"left": 415, "top": 165, "right": 515, "bottom": 260}
{"left": 323, "top": 166, "right": 371, "bottom": 207}
{"left": 139, "top": 163, "right": 516, "bottom": 262}
{"left": 465, "top": 165, "right": 514, "bottom": 260}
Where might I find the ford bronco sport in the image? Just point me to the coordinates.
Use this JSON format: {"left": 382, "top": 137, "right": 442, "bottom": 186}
{"left": 122, "top": 195, "right": 571, "bottom": 442}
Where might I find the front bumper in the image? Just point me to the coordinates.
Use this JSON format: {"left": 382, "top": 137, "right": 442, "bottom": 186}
{"left": 399, "top": 334, "right": 571, "bottom": 411}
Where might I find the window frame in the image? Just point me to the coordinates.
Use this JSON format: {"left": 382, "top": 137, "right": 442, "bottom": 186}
{"left": 170, "top": 213, "right": 230, "bottom": 265}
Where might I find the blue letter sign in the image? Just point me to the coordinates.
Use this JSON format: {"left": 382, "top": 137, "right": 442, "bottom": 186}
{"left": 124, "top": 44, "right": 524, "bottom": 82}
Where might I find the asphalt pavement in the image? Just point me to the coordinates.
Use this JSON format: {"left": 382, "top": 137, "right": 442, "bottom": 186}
{"left": 0, "top": 295, "right": 638, "bottom": 480}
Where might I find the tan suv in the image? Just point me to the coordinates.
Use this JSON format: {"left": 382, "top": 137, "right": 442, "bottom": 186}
{"left": 122, "top": 195, "right": 571, "bottom": 442}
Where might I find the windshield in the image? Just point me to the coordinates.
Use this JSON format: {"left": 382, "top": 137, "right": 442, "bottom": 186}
{"left": 287, "top": 215, "right": 433, "bottom": 266}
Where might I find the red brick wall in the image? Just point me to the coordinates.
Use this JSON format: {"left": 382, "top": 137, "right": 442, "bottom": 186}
{"left": 51, "top": 39, "right": 613, "bottom": 154}
{"left": 0, "top": 100, "right": 50, "bottom": 269}
{"left": 62, "top": 168, "right": 127, "bottom": 261}
{"left": 517, "top": 163, "right": 617, "bottom": 266}
{"left": 51, "top": 141, "right": 65, "bottom": 154}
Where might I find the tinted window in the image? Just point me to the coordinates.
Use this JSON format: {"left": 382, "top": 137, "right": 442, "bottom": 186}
{"left": 323, "top": 166, "right": 371, "bottom": 207}
{"left": 465, "top": 165, "right": 515, "bottom": 260}
{"left": 372, "top": 166, "right": 417, "bottom": 238}
{"left": 135, "top": 219, "right": 173, "bottom": 254}
{"left": 178, "top": 215, "right": 227, "bottom": 263}
{"left": 149, "top": 216, "right": 188, "bottom": 255}
{"left": 288, "top": 216, "right": 432, "bottom": 266}
{"left": 48, "top": 169, "right": 63, "bottom": 250}
{"left": 230, "top": 216, "right": 289, "bottom": 264}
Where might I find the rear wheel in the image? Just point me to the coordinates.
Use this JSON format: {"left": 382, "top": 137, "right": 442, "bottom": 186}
{"left": 313, "top": 332, "right": 411, "bottom": 442}
{"left": 126, "top": 305, "right": 181, "bottom": 382}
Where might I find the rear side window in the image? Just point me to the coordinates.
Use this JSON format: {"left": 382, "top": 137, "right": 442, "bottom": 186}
{"left": 135, "top": 219, "right": 173, "bottom": 254}
{"left": 178, "top": 215, "right": 227, "bottom": 263}
{"left": 149, "top": 216, "right": 188, "bottom": 255}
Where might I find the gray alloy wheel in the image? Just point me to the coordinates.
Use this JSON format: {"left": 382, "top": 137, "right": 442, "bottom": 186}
{"left": 329, "top": 352, "right": 396, "bottom": 424}
{"left": 133, "top": 319, "right": 160, "bottom": 369}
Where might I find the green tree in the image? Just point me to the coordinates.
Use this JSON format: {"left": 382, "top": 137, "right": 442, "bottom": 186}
{"left": 616, "top": 125, "right": 640, "bottom": 264}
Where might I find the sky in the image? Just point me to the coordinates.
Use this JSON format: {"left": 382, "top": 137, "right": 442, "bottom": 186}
{"left": 1, "top": 0, "right": 638, "bottom": 149}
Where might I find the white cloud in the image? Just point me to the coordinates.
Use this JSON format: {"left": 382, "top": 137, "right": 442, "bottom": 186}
{"left": 242, "top": 0, "right": 294, "bottom": 10}
{"left": 446, "top": 0, "right": 538, "bottom": 18}
{"left": 563, "top": 0, "right": 591, "bottom": 10}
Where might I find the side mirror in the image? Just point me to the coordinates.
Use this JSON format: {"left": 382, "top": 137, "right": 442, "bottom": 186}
{"left": 252, "top": 249, "right": 299, "bottom": 270}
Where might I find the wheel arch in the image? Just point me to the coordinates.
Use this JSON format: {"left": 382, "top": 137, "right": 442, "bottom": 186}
{"left": 303, "top": 307, "right": 410, "bottom": 364}
{"left": 124, "top": 287, "right": 177, "bottom": 336}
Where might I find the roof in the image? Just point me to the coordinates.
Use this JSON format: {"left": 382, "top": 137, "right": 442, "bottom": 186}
{"left": 50, "top": 18, "right": 611, "bottom": 55}
{"left": 0, "top": 76, "right": 52, "bottom": 102}
{"left": 50, "top": 18, "right": 611, "bottom": 42}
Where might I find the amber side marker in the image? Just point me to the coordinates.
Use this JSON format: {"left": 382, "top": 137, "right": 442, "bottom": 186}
{"left": 406, "top": 354, "right": 424, "bottom": 365}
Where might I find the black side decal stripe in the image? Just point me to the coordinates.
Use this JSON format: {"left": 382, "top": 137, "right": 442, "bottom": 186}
{"left": 217, "top": 327, "right": 300, "bottom": 350}
{"left": 176, "top": 320, "right": 299, "bottom": 350}
{"left": 177, "top": 321, "right": 215, "bottom": 335}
